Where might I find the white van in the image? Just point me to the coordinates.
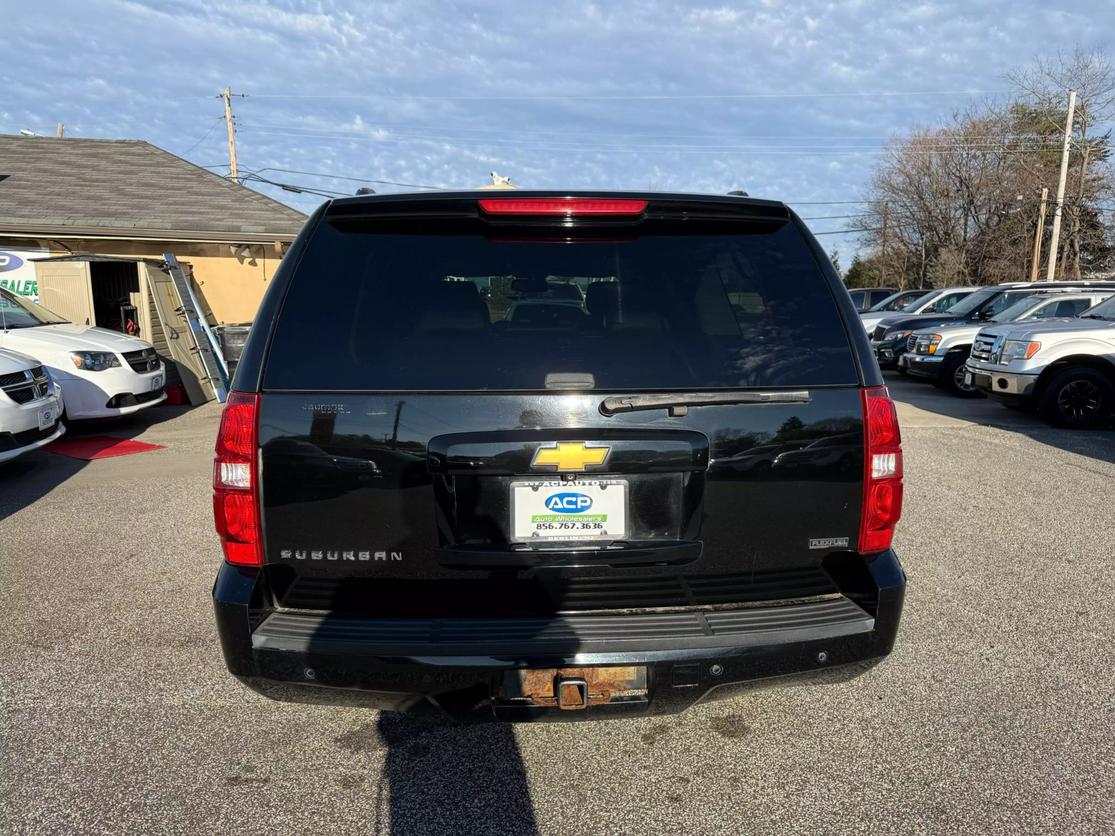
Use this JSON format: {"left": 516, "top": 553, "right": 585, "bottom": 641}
{"left": 0, "top": 346, "right": 64, "bottom": 463}
{"left": 0, "top": 288, "right": 165, "bottom": 420}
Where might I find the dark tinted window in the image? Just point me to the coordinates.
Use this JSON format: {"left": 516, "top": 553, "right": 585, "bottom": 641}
{"left": 1046, "top": 298, "right": 1090, "bottom": 317}
{"left": 928, "top": 290, "right": 974, "bottom": 312}
{"left": 943, "top": 288, "right": 1029, "bottom": 317}
{"left": 264, "top": 218, "right": 857, "bottom": 390}
{"left": 869, "top": 289, "right": 893, "bottom": 306}
{"left": 877, "top": 290, "right": 927, "bottom": 311}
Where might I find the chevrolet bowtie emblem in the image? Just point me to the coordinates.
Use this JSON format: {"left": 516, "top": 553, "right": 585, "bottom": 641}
{"left": 531, "top": 441, "right": 610, "bottom": 472}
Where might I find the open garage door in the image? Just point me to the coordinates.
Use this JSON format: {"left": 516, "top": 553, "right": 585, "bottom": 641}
{"left": 140, "top": 261, "right": 213, "bottom": 405}
{"left": 36, "top": 261, "right": 94, "bottom": 326}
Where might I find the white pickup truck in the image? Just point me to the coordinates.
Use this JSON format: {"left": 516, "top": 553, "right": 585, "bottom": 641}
{"left": 966, "top": 293, "right": 1115, "bottom": 428}
{"left": 902, "top": 289, "right": 1113, "bottom": 396}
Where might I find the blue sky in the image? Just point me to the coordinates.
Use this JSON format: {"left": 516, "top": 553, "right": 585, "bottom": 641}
{"left": 2, "top": 0, "right": 1111, "bottom": 259}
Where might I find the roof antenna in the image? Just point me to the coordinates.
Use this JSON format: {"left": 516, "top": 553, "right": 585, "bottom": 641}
{"left": 727, "top": 189, "right": 749, "bottom": 197}
{"left": 355, "top": 187, "right": 376, "bottom": 195}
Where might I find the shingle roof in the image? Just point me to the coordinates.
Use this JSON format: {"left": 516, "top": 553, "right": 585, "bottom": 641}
{"left": 0, "top": 134, "right": 307, "bottom": 242}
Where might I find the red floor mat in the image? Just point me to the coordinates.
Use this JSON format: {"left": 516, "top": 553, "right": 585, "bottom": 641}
{"left": 47, "top": 435, "right": 165, "bottom": 460}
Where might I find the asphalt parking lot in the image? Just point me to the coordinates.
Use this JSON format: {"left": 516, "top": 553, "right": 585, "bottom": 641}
{"left": 2, "top": 376, "right": 1113, "bottom": 835}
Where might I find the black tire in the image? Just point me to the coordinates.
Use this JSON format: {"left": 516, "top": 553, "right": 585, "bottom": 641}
{"left": 1038, "top": 367, "right": 1114, "bottom": 429}
{"left": 940, "top": 351, "right": 983, "bottom": 398}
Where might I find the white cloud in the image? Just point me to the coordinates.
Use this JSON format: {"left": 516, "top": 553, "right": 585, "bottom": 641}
{"left": 1, "top": 0, "right": 1110, "bottom": 252}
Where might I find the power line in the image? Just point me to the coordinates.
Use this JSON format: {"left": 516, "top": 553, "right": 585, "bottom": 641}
{"left": 251, "top": 166, "right": 446, "bottom": 191}
{"left": 242, "top": 88, "right": 1011, "bottom": 102}
{"left": 239, "top": 172, "right": 349, "bottom": 198}
{"left": 235, "top": 119, "right": 1041, "bottom": 143}
{"left": 237, "top": 126, "right": 1063, "bottom": 155}
{"left": 812, "top": 225, "right": 918, "bottom": 236}
{"left": 239, "top": 122, "right": 1061, "bottom": 149}
{"left": 241, "top": 123, "right": 1062, "bottom": 151}
{"left": 179, "top": 116, "right": 225, "bottom": 156}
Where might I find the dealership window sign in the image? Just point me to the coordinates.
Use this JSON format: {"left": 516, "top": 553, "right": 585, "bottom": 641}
{"left": 0, "top": 249, "right": 48, "bottom": 302}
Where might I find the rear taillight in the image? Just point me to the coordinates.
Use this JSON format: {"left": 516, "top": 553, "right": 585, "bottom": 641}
{"left": 478, "top": 197, "right": 648, "bottom": 216}
{"left": 213, "top": 392, "right": 262, "bottom": 566}
{"left": 860, "top": 386, "right": 903, "bottom": 555}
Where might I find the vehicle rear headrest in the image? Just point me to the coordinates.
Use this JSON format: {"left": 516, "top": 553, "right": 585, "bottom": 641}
{"left": 612, "top": 284, "right": 667, "bottom": 334}
{"left": 585, "top": 282, "right": 619, "bottom": 318}
{"left": 417, "top": 281, "right": 489, "bottom": 332}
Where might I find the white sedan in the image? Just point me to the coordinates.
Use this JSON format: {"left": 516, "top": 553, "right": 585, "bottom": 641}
{"left": 0, "top": 288, "right": 166, "bottom": 420}
{"left": 0, "top": 346, "right": 65, "bottom": 463}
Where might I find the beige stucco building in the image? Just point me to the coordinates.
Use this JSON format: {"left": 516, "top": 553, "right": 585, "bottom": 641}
{"left": 0, "top": 134, "right": 306, "bottom": 325}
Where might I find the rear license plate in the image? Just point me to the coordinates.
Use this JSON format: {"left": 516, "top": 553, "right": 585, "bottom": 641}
{"left": 150, "top": 374, "right": 164, "bottom": 391}
{"left": 37, "top": 406, "right": 55, "bottom": 431}
{"left": 510, "top": 479, "right": 627, "bottom": 542}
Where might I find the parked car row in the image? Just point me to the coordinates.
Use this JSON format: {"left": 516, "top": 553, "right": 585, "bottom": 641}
{"left": 858, "top": 282, "right": 1115, "bottom": 428}
{"left": 0, "top": 287, "right": 167, "bottom": 463}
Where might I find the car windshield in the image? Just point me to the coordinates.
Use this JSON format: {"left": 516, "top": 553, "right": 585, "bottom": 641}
{"left": 943, "top": 288, "right": 1003, "bottom": 316}
{"left": 905, "top": 292, "right": 941, "bottom": 312}
{"left": 1081, "top": 296, "right": 1115, "bottom": 320}
{"left": 896, "top": 291, "right": 933, "bottom": 311}
{"left": 0, "top": 287, "right": 70, "bottom": 329}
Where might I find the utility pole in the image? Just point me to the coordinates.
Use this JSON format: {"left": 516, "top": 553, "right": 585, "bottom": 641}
{"left": 880, "top": 207, "right": 891, "bottom": 286}
{"left": 220, "top": 87, "right": 244, "bottom": 181}
{"left": 1045, "top": 89, "right": 1076, "bottom": 281}
{"left": 390, "top": 400, "right": 405, "bottom": 449}
{"left": 1030, "top": 187, "right": 1048, "bottom": 282}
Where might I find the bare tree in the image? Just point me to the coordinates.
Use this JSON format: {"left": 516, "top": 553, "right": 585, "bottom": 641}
{"left": 854, "top": 110, "right": 1037, "bottom": 287}
{"left": 851, "top": 49, "right": 1115, "bottom": 287}
{"left": 1010, "top": 48, "right": 1115, "bottom": 278}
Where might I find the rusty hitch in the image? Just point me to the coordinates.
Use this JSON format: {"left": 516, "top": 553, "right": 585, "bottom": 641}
{"left": 501, "top": 666, "right": 648, "bottom": 710}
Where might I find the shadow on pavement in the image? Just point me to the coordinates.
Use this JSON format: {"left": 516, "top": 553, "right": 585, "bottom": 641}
{"left": 0, "top": 404, "right": 195, "bottom": 522}
{"left": 374, "top": 712, "right": 538, "bottom": 836}
{"left": 886, "top": 373, "right": 1115, "bottom": 466}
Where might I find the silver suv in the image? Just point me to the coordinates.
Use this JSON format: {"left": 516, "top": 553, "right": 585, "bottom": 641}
{"left": 902, "top": 289, "right": 1113, "bottom": 397}
{"left": 966, "top": 294, "right": 1115, "bottom": 428}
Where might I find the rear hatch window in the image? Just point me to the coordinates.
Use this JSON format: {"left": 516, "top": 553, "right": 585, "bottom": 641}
{"left": 264, "top": 213, "right": 858, "bottom": 390}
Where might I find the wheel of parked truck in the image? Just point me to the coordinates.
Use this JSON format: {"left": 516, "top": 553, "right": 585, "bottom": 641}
{"left": 1038, "top": 367, "right": 1114, "bottom": 429}
{"left": 940, "top": 351, "right": 982, "bottom": 398}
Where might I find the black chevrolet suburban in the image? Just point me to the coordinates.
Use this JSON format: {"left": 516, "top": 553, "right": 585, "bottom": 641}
{"left": 212, "top": 192, "right": 906, "bottom": 721}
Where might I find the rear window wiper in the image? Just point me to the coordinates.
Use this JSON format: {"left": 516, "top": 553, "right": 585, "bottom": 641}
{"left": 600, "top": 390, "right": 811, "bottom": 417}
